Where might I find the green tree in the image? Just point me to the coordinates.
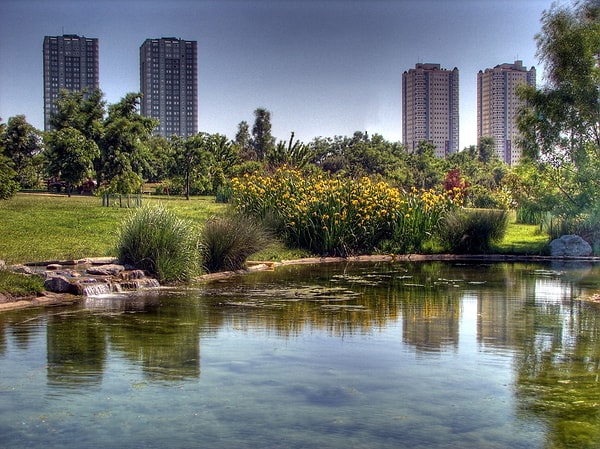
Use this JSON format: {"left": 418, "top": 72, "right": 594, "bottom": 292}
{"left": 172, "top": 133, "right": 211, "bottom": 200}
{"left": 251, "top": 108, "right": 275, "bottom": 161}
{"left": 48, "top": 89, "right": 105, "bottom": 182}
{"left": 267, "top": 132, "right": 315, "bottom": 170}
{"left": 0, "top": 121, "right": 20, "bottom": 199}
{"left": 44, "top": 127, "right": 99, "bottom": 196}
{"left": 407, "top": 140, "right": 445, "bottom": 190}
{"left": 234, "top": 121, "right": 254, "bottom": 161}
{"left": 100, "top": 93, "right": 157, "bottom": 193}
{"left": 517, "top": 0, "right": 600, "bottom": 219}
{"left": 206, "top": 133, "right": 239, "bottom": 193}
{"left": 477, "top": 136, "right": 498, "bottom": 165}
{"left": 1, "top": 115, "right": 43, "bottom": 188}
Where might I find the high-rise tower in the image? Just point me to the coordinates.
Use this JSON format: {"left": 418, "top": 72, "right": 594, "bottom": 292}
{"left": 43, "top": 34, "right": 99, "bottom": 131}
{"left": 140, "top": 37, "right": 198, "bottom": 137}
{"left": 402, "top": 63, "right": 459, "bottom": 158}
{"left": 477, "top": 60, "right": 536, "bottom": 165}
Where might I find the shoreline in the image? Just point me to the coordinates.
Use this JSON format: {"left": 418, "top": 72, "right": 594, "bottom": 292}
{"left": 3, "top": 253, "right": 600, "bottom": 312}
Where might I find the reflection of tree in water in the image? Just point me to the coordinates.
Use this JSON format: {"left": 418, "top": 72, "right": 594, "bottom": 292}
{"left": 515, "top": 296, "right": 600, "bottom": 448}
{"left": 47, "top": 313, "right": 106, "bottom": 387}
{"left": 45, "top": 297, "right": 210, "bottom": 385}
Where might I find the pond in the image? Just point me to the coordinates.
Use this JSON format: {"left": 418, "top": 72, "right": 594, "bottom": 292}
{"left": 1, "top": 260, "right": 600, "bottom": 449}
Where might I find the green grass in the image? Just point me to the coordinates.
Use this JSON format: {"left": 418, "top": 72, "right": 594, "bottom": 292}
{"left": 495, "top": 220, "right": 550, "bottom": 255}
{"left": 0, "top": 194, "right": 552, "bottom": 267}
{"left": 0, "top": 270, "right": 45, "bottom": 297}
{"left": 0, "top": 193, "right": 228, "bottom": 265}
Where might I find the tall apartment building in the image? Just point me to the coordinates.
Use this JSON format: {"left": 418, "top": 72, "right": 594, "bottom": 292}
{"left": 43, "top": 34, "right": 99, "bottom": 131}
{"left": 477, "top": 60, "right": 536, "bottom": 165}
{"left": 402, "top": 63, "right": 459, "bottom": 158}
{"left": 140, "top": 37, "right": 198, "bottom": 137}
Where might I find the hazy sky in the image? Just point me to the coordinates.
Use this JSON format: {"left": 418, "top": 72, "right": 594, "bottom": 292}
{"left": 1, "top": 0, "right": 553, "bottom": 148}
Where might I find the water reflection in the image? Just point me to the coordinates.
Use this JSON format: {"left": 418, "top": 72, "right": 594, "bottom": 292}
{"left": 1, "top": 261, "right": 600, "bottom": 448}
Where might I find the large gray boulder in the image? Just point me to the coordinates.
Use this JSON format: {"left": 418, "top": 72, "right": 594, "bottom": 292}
{"left": 44, "top": 275, "right": 77, "bottom": 294}
{"left": 549, "top": 234, "right": 592, "bottom": 257}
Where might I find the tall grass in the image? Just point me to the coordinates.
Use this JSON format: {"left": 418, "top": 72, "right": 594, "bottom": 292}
{"left": 200, "top": 214, "right": 272, "bottom": 272}
{"left": 438, "top": 208, "right": 510, "bottom": 254}
{"left": 116, "top": 205, "right": 200, "bottom": 282}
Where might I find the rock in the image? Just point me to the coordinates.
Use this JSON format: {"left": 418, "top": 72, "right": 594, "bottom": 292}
{"left": 11, "top": 265, "right": 35, "bottom": 275}
{"left": 549, "top": 234, "right": 592, "bottom": 257}
{"left": 86, "top": 264, "right": 125, "bottom": 276}
{"left": 46, "top": 264, "right": 62, "bottom": 270}
{"left": 44, "top": 275, "right": 76, "bottom": 294}
{"left": 0, "top": 260, "right": 5, "bottom": 270}
{"left": 119, "top": 269, "right": 146, "bottom": 280}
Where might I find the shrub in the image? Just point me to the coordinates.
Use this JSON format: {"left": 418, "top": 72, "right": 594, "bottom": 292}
{"left": 200, "top": 214, "right": 271, "bottom": 273}
{"left": 438, "top": 209, "right": 509, "bottom": 254}
{"left": 116, "top": 204, "right": 200, "bottom": 282}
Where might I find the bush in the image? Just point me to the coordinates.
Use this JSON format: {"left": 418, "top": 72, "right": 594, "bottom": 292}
{"left": 438, "top": 209, "right": 509, "bottom": 254}
{"left": 200, "top": 214, "right": 271, "bottom": 273}
{"left": 116, "top": 205, "right": 200, "bottom": 282}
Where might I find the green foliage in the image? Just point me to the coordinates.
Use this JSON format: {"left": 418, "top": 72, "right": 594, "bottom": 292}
{"left": 0, "top": 269, "right": 45, "bottom": 297}
{"left": 100, "top": 93, "right": 158, "bottom": 191}
{"left": 0, "top": 123, "right": 19, "bottom": 200}
{"left": 438, "top": 209, "right": 510, "bottom": 254}
{"left": 116, "top": 204, "right": 200, "bottom": 282}
{"left": 200, "top": 214, "right": 272, "bottom": 273}
{"left": 516, "top": 0, "right": 600, "bottom": 219}
{"left": 44, "top": 127, "right": 100, "bottom": 193}
{"left": 251, "top": 108, "right": 275, "bottom": 161}
{"left": 2, "top": 115, "right": 43, "bottom": 188}
{"left": 231, "top": 168, "right": 462, "bottom": 256}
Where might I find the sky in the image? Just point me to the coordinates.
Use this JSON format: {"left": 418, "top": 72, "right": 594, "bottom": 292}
{"left": 0, "top": 0, "right": 556, "bottom": 149}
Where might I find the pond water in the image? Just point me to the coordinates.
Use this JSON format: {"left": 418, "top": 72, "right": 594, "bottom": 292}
{"left": 1, "top": 260, "right": 600, "bottom": 449}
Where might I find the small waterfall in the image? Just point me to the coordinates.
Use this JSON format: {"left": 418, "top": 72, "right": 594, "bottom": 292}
{"left": 80, "top": 282, "right": 113, "bottom": 297}
{"left": 78, "top": 276, "right": 160, "bottom": 297}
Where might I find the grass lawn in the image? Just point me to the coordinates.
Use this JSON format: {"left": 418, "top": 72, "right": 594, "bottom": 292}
{"left": 0, "top": 193, "right": 551, "bottom": 266}
{"left": 0, "top": 193, "right": 228, "bottom": 265}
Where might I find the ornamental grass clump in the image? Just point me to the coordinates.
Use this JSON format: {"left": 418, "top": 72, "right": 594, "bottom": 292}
{"left": 116, "top": 204, "right": 200, "bottom": 283}
{"left": 200, "top": 214, "right": 272, "bottom": 273}
{"left": 438, "top": 208, "right": 509, "bottom": 254}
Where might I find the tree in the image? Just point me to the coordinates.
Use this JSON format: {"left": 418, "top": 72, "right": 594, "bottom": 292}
{"left": 100, "top": 93, "right": 157, "bottom": 193}
{"left": 172, "top": 133, "right": 211, "bottom": 200}
{"left": 0, "top": 121, "right": 20, "bottom": 199}
{"left": 206, "top": 133, "right": 239, "bottom": 193}
{"left": 234, "top": 121, "right": 254, "bottom": 161}
{"left": 251, "top": 108, "right": 275, "bottom": 161}
{"left": 477, "top": 136, "right": 498, "bottom": 165}
{"left": 48, "top": 89, "right": 105, "bottom": 182}
{"left": 44, "top": 127, "right": 99, "bottom": 196}
{"left": 517, "top": 0, "right": 600, "bottom": 218}
{"left": 1, "top": 115, "right": 43, "bottom": 188}
{"left": 407, "top": 140, "right": 445, "bottom": 190}
{"left": 267, "top": 132, "right": 315, "bottom": 170}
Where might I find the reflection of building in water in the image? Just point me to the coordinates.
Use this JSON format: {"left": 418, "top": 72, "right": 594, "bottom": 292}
{"left": 401, "top": 294, "right": 461, "bottom": 352}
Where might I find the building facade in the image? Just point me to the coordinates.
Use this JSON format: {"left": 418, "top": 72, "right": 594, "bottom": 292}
{"left": 477, "top": 60, "right": 536, "bottom": 165}
{"left": 402, "top": 63, "right": 459, "bottom": 158}
{"left": 43, "top": 34, "right": 99, "bottom": 131}
{"left": 140, "top": 37, "right": 198, "bottom": 138}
